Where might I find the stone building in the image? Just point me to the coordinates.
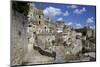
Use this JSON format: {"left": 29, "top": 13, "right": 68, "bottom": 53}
{"left": 87, "top": 28, "right": 93, "bottom": 38}
{"left": 56, "top": 21, "right": 65, "bottom": 33}
{"left": 27, "top": 3, "right": 51, "bottom": 35}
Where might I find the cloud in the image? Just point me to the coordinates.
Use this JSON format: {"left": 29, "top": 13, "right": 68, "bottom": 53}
{"left": 67, "top": 22, "right": 72, "bottom": 25}
{"left": 66, "top": 22, "right": 72, "bottom": 26}
{"left": 63, "top": 11, "right": 69, "bottom": 16}
{"left": 67, "top": 5, "right": 78, "bottom": 9}
{"left": 73, "top": 7, "right": 86, "bottom": 15}
{"left": 65, "top": 22, "right": 72, "bottom": 26}
{"left": 87, "top": 17, "right": 94, "bottom": 23}
{"left": 57, "top": 17, "right": 63, "bottom": 21}
{"left": 75, "top": 23, "right": 82, "bottom": 29}
{"left": 90, "top": 25, "right": 95, "bottom": 29}
{"left": 43, "top": 6, "right": 62, "bottom": 18}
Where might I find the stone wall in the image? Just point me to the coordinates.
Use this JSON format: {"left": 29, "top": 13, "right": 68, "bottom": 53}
{"left": 36, "top": 34, "right": 55, "bottom": 50}
{"left": 11, "top": 10, "right": 28, "bottom": 66}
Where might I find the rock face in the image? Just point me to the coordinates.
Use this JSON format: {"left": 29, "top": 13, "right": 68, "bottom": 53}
{"left": 11, "top": 10, "right": 28, "bottom": 66}
{"left": 54, "top": 46, "right": 66, "bottom": 63}
{"left": 71, "top": 39, "right": 82, "bottom": 55}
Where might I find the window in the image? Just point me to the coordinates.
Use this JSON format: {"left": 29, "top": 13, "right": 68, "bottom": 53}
{"left": 28, "top": 25, "right": 32, "bottom": 27}
{"left": 18, "top": 31, "right": 21, "bottom": 36}
{"left": 45, "top": 27, "right": 46, "bottom": 32}
{"left": 39, "top": 15, "right": 41, "bottom": 19}
{"left": 33, "top": 32, "right": 36, "bottom": 34}
{"left": 39, "top": 21, "right": 40, "bottom": 24}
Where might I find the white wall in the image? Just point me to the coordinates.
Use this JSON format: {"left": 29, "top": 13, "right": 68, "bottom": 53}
{"left": 0, "top": 0, "right": 99, "bottom": 67}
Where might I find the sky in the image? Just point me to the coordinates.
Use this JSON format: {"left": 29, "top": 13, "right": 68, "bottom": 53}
{"left": 33, "top": 2, "right": 96, "bottom": 29}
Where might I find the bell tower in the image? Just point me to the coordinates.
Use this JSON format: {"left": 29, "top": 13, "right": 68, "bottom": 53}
{"left": 38, "top": 3, "right": 43, "bottom": 25}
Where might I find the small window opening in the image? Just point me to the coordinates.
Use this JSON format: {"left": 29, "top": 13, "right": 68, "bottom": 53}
{"left": 18, "top": 31, "right": 21, "bottom": 36}
{"left": 39, "top": 21, "right": 40, "bottom": 24}
{"left": 39, "top": 15, "right": 41, "bottom": 19}
{"left": 28, "top": 25, "right": 32, "bottom": 27}
{"left": 33, "top": 32, "right": 36, "bottom": 34}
